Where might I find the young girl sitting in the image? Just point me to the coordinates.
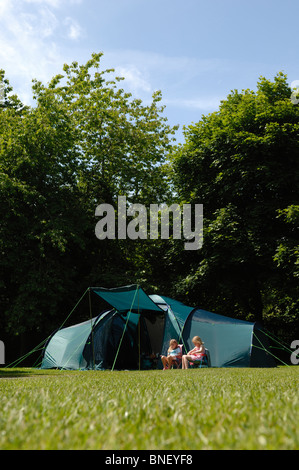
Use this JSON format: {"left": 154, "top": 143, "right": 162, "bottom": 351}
{"left": 182, "top": 336, "right": 205, "bottom": 369}
{"left": 161, "top": 339, "right": 182, "bottom": 370}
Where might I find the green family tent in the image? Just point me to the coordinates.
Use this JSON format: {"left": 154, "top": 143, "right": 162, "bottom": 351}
{"left": 41, "top": 285, "right": 276, "bottom": 370}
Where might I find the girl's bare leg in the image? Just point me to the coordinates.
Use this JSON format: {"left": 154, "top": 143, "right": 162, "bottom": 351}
{"left": 182, "top": 355, "right": 191, "bottom": 369}
{"left": 161, "top": 356, "right": 169, "bottom": 369}
{"left": 168, "top": 356, "right": 175, "bottom": 368}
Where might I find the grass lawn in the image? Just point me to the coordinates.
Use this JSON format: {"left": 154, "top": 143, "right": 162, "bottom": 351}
{"left": 0, "top": 367, "right": 298, "bottom": 450}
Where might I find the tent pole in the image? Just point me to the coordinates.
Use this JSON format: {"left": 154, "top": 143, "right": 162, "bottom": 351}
{"left": 111, "top": 310, "right": 131, "bottom": 371}
{"left": 88, "top": 288, "right": 95, "bottom": 370}
{"left": 138, "top": 285, "right": 140, "bottom": 371}
{"left": 111, "top": 286, "right": 139, "bottom": 371}
{"left": 138, "top": 317, "right": 141, "bottom": 371}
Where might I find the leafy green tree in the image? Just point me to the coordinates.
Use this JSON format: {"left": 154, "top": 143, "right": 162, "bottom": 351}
{"left": 0, "top": 72, "right": 86, "bottom": 340}
{"left": 32, "top": 53, "right": 176, "bottom": 205}
{"left": 170, "top": 73, "right": 299, "bottom": 336}
{"left": 0, "top": 53, "right": 177, "bottom": 350}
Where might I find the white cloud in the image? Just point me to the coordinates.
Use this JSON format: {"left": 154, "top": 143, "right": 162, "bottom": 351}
{"left": 0, "top": 0, "right": 84, "bottom": 104}
{"left": 116, "top": 66, "right": 152, "bottom": 94}
{"left": 0, "top": 1, "right": 221, "bottom": 118}
{"left": 102, "top": 49, "right": 226, "bottom": 109}
{"left": 18, "top": 7, "right": 59, "bottom": 39}
{"left": 22, "top": 0, "right": 61, "bottom": 8}
{"left": 0, "top": 0, "right": 11, "bottom": 18}
{"left": 165, "top": 97, "right": 223, "bottom": 111}
{"left": 64, "top": 17, "right": 83, "bottom": 40}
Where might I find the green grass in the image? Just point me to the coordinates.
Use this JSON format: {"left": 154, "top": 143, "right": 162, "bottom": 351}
{"left": 0, "top": 367, "right": 298, "bottom": 450}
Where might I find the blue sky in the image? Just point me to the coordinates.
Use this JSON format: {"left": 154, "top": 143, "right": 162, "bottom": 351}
{"left": 0, "top": 0, "right": 298, "bottom": 142}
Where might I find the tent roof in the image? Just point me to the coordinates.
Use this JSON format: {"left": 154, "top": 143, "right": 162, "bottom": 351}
{"left": 91, "top": 285, "right": 163, "bottom": 313}
{"left": 151, "top": 295, "right": 194, "bottom": 328}
{"left": 192, "top": 308, "right": 255, "bottom": 325}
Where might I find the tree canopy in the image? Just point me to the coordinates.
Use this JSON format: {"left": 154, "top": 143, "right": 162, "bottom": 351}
{"left": 170, "top": 73, "right": 298, "bottom": 338}
{"left": 0, "top": 53, "right": 177, "bottom": 342}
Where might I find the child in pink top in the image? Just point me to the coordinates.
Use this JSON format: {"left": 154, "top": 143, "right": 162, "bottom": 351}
{"left": 182, "top": 336, "right": 205, "bottom": 369}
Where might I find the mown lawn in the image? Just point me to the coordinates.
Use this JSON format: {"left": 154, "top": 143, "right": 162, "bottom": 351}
{"left": 0, "top": 367, "right": 298, "bottom": 450}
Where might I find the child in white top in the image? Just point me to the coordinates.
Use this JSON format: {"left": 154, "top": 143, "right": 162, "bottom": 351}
{"left": 161, "top": 339, "right": 182, "bottom": 370}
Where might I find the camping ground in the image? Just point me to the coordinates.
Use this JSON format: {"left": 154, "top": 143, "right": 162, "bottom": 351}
{"left": 0, "top": 367, "right": 298, "bottom": 450}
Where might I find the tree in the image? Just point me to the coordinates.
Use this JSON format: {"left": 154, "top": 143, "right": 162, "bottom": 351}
{"left": 0, "top": 70, "right": 87, "bottom": 340}
{"left": 170, "top": 73, "right": 299, "bottom": 337}
{"left": 0, "top": 53, "right": 177, "bottom": 350}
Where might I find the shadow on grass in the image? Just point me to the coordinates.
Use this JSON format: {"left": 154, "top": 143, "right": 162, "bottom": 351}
{"left": 0, "top": 368, "right": 66, "bottom": 378}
